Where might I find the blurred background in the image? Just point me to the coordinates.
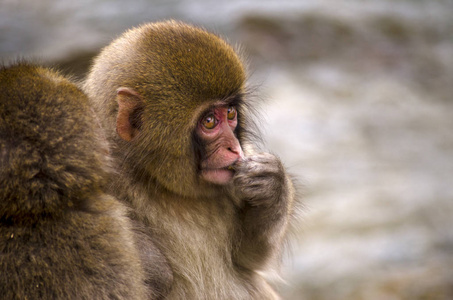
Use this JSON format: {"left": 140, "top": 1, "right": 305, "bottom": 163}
{"left": 1, "top": 0, "right": 452, "bottom": 299}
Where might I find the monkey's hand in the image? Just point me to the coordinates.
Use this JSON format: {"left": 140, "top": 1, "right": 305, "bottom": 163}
{"left": 233, "top": 152, "right": 287, "bottom": 209}
{"left": 232, "top": 153, "right": 293, "bottom": 270}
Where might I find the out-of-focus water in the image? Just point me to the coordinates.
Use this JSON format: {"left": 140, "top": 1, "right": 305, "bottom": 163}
{"left": 1, "top": 0, "right": 450, "bottom": 61}
{"left": 1, "top": 0, "right": 453, "bottom": 299}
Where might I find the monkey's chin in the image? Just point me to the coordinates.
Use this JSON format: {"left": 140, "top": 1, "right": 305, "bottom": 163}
{"left": 201, "top": 168, "right": 234, "bottom": 185}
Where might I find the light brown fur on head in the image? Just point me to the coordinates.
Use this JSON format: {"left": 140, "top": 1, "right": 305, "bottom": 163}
{"left": 84, "top": 20, "right": 247, "bottom": 197}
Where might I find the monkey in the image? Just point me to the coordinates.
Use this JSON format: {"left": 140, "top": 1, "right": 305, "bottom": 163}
{"left": 84, "top": 20, "right": 298, "bottom": 299}
{"left": 0, "top": 62, "right": 152, "bottom": 299}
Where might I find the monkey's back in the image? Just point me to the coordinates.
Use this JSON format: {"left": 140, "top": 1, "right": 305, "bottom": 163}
{"left": 0, "top": 196, "right": 144, "bottom": 299}
{"left": 0, "top": 63, "right": 146, "bottom": 299}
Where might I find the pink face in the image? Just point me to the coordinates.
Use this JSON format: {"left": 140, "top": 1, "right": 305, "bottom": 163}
{"left": 196, "top": 105, "right": 244, "bottom": 185}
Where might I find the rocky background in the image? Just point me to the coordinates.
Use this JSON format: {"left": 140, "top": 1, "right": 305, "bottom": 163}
{"left": 1, "top": 0, "right": 452, "bottom": 299}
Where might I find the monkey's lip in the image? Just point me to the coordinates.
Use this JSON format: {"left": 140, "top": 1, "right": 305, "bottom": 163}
{"left": 200, "top": 165, "right": 235, "bottom": 184}
{"left": 201, "top": 159, "right": 238, "bottom": 172}
{"left": 201, "top": 164, "right": 235, "bottom": 173}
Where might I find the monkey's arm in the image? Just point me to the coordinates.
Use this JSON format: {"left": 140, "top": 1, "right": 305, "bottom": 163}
{"left": 232, "top": 152, "right": 295, "bottom": 271}
{"left": 132, "top": 223, "right": 174, "bottom": 299}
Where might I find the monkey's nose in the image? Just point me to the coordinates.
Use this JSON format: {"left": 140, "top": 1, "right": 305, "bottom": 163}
{"left": 227, "top": 143, "right": 244, "bottom": 160}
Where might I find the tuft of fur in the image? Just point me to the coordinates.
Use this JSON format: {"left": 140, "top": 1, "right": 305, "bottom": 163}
{"left": 84, "top": 21, "right": 299, "bottom": 300}
{"left": 0, "top": 62, "right": 148, "bottom": 299}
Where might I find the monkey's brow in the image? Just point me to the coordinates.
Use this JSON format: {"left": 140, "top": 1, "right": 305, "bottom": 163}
{"left": 225, "top": 93, "right": 243, "bottom": 105}
{"left": 203, "top": 96, "right": 240, "bottom": 112}
{"left": 213, "top": 94, "right": 242, "bottom": 108}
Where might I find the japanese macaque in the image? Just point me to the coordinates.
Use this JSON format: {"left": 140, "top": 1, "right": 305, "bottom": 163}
{"left": 0, "top": 62, "right": 149, "bottom": 299}
{"left": 84, "top": 20, "right": 298, "bottom": 299}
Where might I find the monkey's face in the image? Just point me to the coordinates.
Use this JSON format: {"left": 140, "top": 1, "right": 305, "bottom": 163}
{"left": 196, "top": 105, "right": 244, "bottom": 185}
{"left": 86, "top": 21, "right": 250, "bottom": 197}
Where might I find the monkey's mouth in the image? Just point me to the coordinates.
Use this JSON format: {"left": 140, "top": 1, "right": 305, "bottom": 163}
{"left": 200, "top": 164, "right": 235, "bottom": 185}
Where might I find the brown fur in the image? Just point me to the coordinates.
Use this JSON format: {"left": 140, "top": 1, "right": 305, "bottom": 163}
{"left": 84, "top": 20, "right": 297, "bottom": 299}
{"left": 0, "top": 62, "right": 148, "bottom": 299}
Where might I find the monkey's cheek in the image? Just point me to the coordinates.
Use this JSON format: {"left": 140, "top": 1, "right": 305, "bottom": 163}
{"left": 201, "top": 168, "right": 234, "bottom": 185}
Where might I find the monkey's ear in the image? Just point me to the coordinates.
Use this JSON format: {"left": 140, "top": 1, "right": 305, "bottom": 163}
{"left": 116, "top": 87, "right": 142, "bottom": 142}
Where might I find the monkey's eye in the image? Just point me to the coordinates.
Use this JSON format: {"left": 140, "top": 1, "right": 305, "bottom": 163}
{"left": 202, "top": 114, "right": 217, "bottom": 130}
{"left": 227, "top": 106, "right": 237, "bottom": 120}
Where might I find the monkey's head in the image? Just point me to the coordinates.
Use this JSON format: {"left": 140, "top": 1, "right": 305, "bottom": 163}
{"left": 0, "top": 63, "right": 109, "bottom": 222}
{"left": 85, "top": 21, "right": 252, "bottom": 197}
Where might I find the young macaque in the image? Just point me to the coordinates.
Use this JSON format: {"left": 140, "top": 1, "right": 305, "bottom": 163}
{"left": 84, "top": 20, "right": 298, "bottom": 299}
